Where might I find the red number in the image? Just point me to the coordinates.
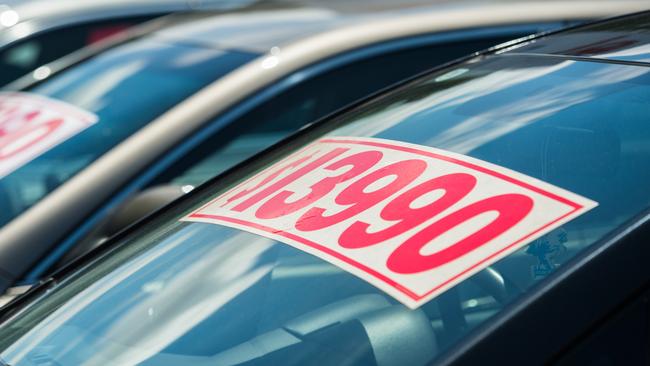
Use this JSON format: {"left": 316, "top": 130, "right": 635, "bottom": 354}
{"left": 0, "top": 118, "right": 63, "bottom": 159}
{"left": 386, "top": 193, "right": 533, "bottom": 274}
{"left": 339, "top": 173, "right": 476, "bottom": 248}
{"left": 222, "top": 150, "right": 316, "bottom": 208}
{"left": 231, "top": 147, "right": 349, "bottom": 212}
{"left": 296, "top": 159, "right": 427, "bottom": 231}
{"left": 254, "top": 150, "right": 383, "bottom": 219}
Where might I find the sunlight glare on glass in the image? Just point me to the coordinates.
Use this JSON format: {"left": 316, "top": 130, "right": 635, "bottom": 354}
{"left": 32, "top": 66, "right": 51, "bottom": 80}
{"left": 0, "top": 9, "right": 19, "bottom": 28}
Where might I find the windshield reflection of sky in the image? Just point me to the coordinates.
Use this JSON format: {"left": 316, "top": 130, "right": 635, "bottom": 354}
{"left": 423, "top": 62, "right": 647, "bottom": 153}
{"left": 332, "top": 55, "right": 650, "bottom": 237}
{"left": 335, "top": 57, "right": 649, "bottom": 155}
{"left": 0, "top": 38, "right": 256, "bottom": 227}
{"left": 1, "top": 225, "right": 276, "bottom": 365}
{"left": 32, "top": 40, "right": 161, "bottom": 100}
{"left": 87, "top": 233, "right": 274, "bottom": 365}
{"left": 1, "top": 227, "right": 201, "bottom": 363}
{"left": 63, "top": 60, "right": 146, "bottom": 111}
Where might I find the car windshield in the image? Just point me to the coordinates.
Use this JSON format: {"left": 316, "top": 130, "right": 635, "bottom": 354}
{"left": 0, "top": 54, "right": 649, "bottom": 366}
{"left": 0, "top": 35, "right": 256, "bottom": 227}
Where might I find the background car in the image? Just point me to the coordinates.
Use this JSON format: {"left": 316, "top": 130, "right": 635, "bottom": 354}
{"left": 0, "top": 0, "right": 258, "bottom": 86}
{"left": 0, "top": 9, "right": 649, "bottom": 365}
{"left": 0, "top": 1, "right": 647, "bottom": 300}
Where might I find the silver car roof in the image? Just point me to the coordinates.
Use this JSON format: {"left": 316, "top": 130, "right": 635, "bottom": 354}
{"left": 150, "top": 1, "right": 650, "bottom": 54}
{"left": 152, "top": 8, "right": 344, "bottom": 53}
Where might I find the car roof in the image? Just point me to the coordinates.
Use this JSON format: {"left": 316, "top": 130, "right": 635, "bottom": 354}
{"left": 500, "top": 11, "right": 650, "bottom": 64}
{"left": 0, "top": 1, "right": 648, "bottom": 289}
{"left": 151, "top": 8, "right": 345, "bottom": 54}
{"left": 151, "top": 1, "right": 650, "bottom": 54}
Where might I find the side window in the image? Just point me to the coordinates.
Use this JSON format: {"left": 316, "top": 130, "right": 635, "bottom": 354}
{"left": 0, "top": 16, "right": 157, "bottom": 86}
{"left": 554, "top": 291, "right": 650, "bottom": 365}
{"left": 154, "top": 35, "right": 522, "bottom": 188}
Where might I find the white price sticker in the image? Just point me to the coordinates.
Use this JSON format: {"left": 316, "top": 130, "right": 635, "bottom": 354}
{"left": 183, "top": 137, "right": 597, "bottom": 309}
{"left": 0, "top": 92, "right": 98, "bottom": 179}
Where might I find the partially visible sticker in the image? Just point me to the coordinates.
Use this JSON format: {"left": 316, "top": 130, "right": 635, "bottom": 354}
{"left": 527, "top": 227, "right": 568, "bottom": 280}
{"left": 182, "top": 137, "right": 598, "bottom": 309}
{"left": 0, "top": 92, "right": 98, "bottom": 179}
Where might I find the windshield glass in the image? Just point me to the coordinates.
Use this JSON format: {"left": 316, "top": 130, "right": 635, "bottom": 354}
{"left": 0, "top": 36, "right": 256, "bottom": 227}
{"left": 1, "top": 54, "right": 649, "bottom": 365}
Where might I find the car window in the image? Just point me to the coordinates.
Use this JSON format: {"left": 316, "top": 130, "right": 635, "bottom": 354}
{"left": 153, "top": 35, "right": 529, "bottom": 188}
{"left": 0, "top": 17, "right": 157, "bottom": 87}
{"left": 2, "top": 55, "right": 649, "bottom": 366}
{"left": 0, "top": 37, "right": 256, "bottom": 227}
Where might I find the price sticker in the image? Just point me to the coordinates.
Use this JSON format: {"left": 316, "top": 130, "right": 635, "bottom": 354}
{"left": 183, "top": 137, "right": 597, "bottom": 308}
{"left": 0, "top": 92, "right": 98, "bottom": 179}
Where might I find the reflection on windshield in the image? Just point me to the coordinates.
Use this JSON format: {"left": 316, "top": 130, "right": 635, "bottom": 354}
{"left": 56, "top": 59, "right": 147, "bottom": 111}
{"left": 1, "top": 55, "right": 650, "bottom": 366}
{"left": 89, "top": 232, "right": 275, "bottom": 365}
{"left": 425, "top": 61, "right": 646, "bottom": 153}
{"left": 0, "top": 38, "right": 256, "bottom": 227}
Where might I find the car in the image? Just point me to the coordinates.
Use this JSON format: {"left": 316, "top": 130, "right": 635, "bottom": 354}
{"left": 0, "top": 0, "right": 256, "bottom": 86}
{"left": 0, "top": 1, "right": 647, "bottom": 302}
{"left": 0, "top": 9, "right": 648, "bottom": 366}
